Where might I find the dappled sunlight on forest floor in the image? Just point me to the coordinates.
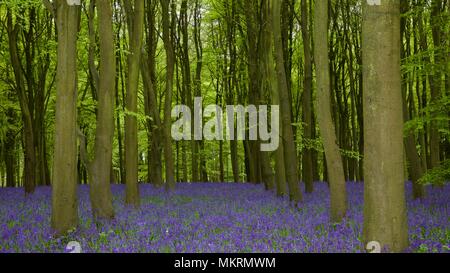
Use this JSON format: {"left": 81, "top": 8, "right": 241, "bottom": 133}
{"left": 0, "top": 182, "right": 448, "bottom": 253}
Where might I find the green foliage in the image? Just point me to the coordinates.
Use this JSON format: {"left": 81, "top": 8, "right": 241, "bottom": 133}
{"left": 301, "top": 137, "right": 324, "bottom": 153}
{"left": 0, "top": 91, "right": 20, "bottom": 145}
{"left": 297, "top": 134, "right": 362, "bottom": 161}
{"left": 3, "top": 0, "right": 42, "bottom": 11}
{"left": 340, "top": 149, "right": 362, "bottom": 161}
{"left": 418, "top": 159, "right": 450, "bottom": 186}
{"left": 404, "top": 96, "right": 450, "bottom": 138}
{"left": 118, "top": 107, "right": 152, "bottom": 123}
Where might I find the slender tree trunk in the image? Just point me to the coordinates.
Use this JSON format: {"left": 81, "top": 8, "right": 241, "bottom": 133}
{"left": 193, "top": 0, "right": 203, "bottom": 182}
{"left": 115, "top": 65, "right": 125, "bottom": 184}
{"left": 429, "top": 0, "right": 442, "bottom": 170}
{"left": 259, "top": 0, "right": 275, "bottom": 191}
{"left": 161, "top": 0, "right": 176, "bottom": 190}
{"left": 417, "top": 1, "right": 432, "bottom": 170}
{"left": 244, "top": 0, "right": 263, "bottom": 185}
{"left": 362, "top": 0, "right": 408, "bottom": 252}
{"left": 400, "top": 0, "right": 425, "bottom": 199}
{"left": 200, "top": 140, "right": 208, "bottom": 182}
{"left": 6, "top": 11, "right": 36, "bottom": 194}
{"left": 124, "top": 0, "right": 144, "bottom": 206}
{"left": 141, "top": 0, "right": 163, "bottom": 187}
{"left": 179, "top": 0, "right": 196, "bottom": 183}
{"left": 114, "top": 4, "right": 125, "bottom": 184}
{"left": 4, "top": 130, "right": 16, "bottom": 187}
{"left": 313, "top": 0, "right": 347, "bottom": 223}
{"left": 230, "top": 134, "right": 240, "bottom": 182}
{"left": 219, "top": 139, "right": 225, "bottom": 182}
{"left": 301, "top": 0, "right": 314, "bottom": 194}
{"left": 272, "top": 0, "right": 302, "bottom": 203}
{"left": 141, "top": 52, "right": 164, "bottom": 187}
{"left": 271, "top": 59, "right": 287, "bottom": 196}
{"left": 263, "top": 7, "right": 287, "bottom": 196}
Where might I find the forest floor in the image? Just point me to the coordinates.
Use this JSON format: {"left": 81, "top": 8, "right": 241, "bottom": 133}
{"left": 0, "top": 182, "right": 448, "bottom": 253}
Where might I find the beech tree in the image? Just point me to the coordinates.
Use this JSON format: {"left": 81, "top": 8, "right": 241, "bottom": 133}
{"left": 314, "top": 0, "right": 347, "bottom": 222}
{"left": 272, "top": 0, "right": 302, "bottom": 203}
{"left": 362, "top": 0, "right": 408, "bottom": 252}
{"left": 124, "top": 0, "right": 144, "bottom": 207}
{"left": 300, "top": 0, "right": 314, "bottom": 194}
{"left": 51, "top": 0, "right": 80, "bottom": 235}
{"left": 0, "top": 0, "right": 447, "bottom": 250}
{"left": 160, "top": 0, "right": 176, "bottom": 190}
{"left": 141, "top": 0, "right": 163, "bottom": 187}
{"left": 86, "top": 0, "right": 116, "bottom": 219}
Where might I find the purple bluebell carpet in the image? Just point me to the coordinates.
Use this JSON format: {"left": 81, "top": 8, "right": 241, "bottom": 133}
{"left": 0, "top": 182, "right": 448, "bottom": 253}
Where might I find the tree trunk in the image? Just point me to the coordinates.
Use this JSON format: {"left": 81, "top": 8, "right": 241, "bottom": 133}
{"left": 51, "top": 0, "right": 79, "bottom": 235}
{"left": 161, "top": 0, "right": 176, "bottom": 190}
{"left": 362, "top": 0, "right": 408, "bottom": 252}
{"left": 313, "top": 0, "right": 347, "bottom": 222}
{"left": 141, "top": 0, "right": 162, "bottom": 187}
{"left": 88, "top": 0, "right": 116, "bottom": 220}
{"left": 141, "top": 56, "right": 164, "bottom": 187}
{"left": 124, "top": 0, "right": 144, "bottom": 207}
{"left": 192, "top": 0, "right": 204, "bottom": 182}
{"left": 115, "top": 4, "right": 125, "bottom": 185}
{"left": 263, "top": 8, "right": 287, "bottom": 196}
{"left": 429, "top": 0, "right": 442, "bottom": 170}
{"left": 272, "top": 0, "right": 302, "bottom": 203}
{"left": 400, "top": 0, "right": 425, "bottom": 199}
{"left": 4, "top": 130, "right": 16, "bottom": 188}
{"left": 6, "top": 10, "right": 36, "bottom": 194}
{"left": 244, "top": 0, "right": 263, "bottom": 185}
{"left": 301, "top": 0, "right": 314, "bottom": 194}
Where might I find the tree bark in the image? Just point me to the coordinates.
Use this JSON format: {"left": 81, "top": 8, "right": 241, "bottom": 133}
{"left": 88, "top": 0, "right": 116, "bottom": 220}
{"left": 193, "top": 0, "right": 203, "bottom": 182}
{"left": 429, "top": 0, "right": 442, "bottom": 170}
{"left": 6, "top": 10, "right": 37, "bottom": 194}
{"left": 313, "top": 0, "right": 347, "bottom": 222}
{"left": 301, "top": 0, "right": 314, "bottom": 194}
{"left": 51, "top": 0, "right": 79, "bottom": 235}
{"left": 4, "top": 130, "right": 16, "bottom": 188}
{"left": 362, "top": 0, "right": 408, "bottom": 252}
{"left": 400, "top": 0, "right": 425, "bottom": 199}
{"left": 244, "top": 0, "right": 263, "bottom": 185}
{"left": 142, "top": 0, "right": 163, "bottom": 187}
{"left": 124, "top": 0, "right": 144, "bottom": 206}
{"left": 272, "top": 0, "right": 302, "bottom": 203}
{"left": 161, "top": 0, "right": 176, "bottom": 190}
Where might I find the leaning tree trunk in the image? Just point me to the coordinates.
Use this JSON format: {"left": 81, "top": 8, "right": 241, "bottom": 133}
{"left": 362, "top": 0, "right": 408, "bottom": 252}
{"left": 313, "top": 0, "right": 347, "bottom": 222}
{"left": 51, "top": 0, "right": 79, "bottom": 235}
{"left": 6, "top": 11, "right": 36, "bottom": 194}
{"left": 272, "top": 0, "right": 302, "bottom": 203}
{"left": 400, "top": 0, "right": 425, "bottom": 199}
